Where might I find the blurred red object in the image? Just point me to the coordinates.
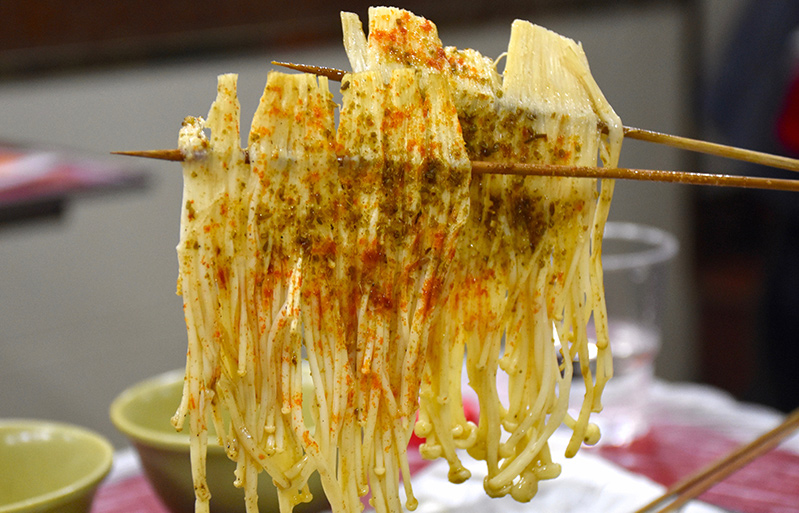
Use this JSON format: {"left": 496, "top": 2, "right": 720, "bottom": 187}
{"left": 777, "top": 68, "right": 799, "bottom": 154}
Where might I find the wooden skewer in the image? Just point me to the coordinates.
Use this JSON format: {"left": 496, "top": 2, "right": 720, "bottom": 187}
{"left": 113, "top": 61, "right": 799, "bottom": 193}
{"left": 622, "top": 127, "right": 799, "bottom": 173}
{"left": 110, "top": 150, "right": 799, "bottom": 193}
{"left": 113, "top": 149, "right": 185, "bottom": 161}
{"left": 634, "top": 406, "right": 799, "bottom": 513}
{"left": 471, "top": 162, "right": 799, "bottom": 192}
{"left": 273, "top": 61, "right": 346, "bottom": 82}
{"left": 272, "top": 61, "right": 799, "bottom": 174}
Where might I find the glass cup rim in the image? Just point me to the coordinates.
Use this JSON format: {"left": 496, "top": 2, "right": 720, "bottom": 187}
{"left": 602, "top": 222, "right": 679, "bottom": 271}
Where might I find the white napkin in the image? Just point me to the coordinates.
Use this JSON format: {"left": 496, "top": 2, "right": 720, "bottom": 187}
{"left": 401, "top": 430, "right": 729, "bottom": 513}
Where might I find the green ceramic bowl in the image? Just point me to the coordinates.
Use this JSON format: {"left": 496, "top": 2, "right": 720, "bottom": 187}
{"left": 0, "top": 419, "right": 113, "bottom": 513}
{"left": 109, "top": 369, "right": 328, "bottom": 513}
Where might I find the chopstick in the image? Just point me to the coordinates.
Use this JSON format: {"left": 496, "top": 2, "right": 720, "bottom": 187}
{"left": 110, "top": 149, "right": 799, "bottom": 193}
{"left": 634, "top": 406, "right": 799, "bottom": 513}
{"left": 272, "top": 61, "right": 799, "bottom": 175}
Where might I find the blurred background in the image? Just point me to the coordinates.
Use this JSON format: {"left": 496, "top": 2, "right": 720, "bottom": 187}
{"left": 1, "top": 0, "right": 796, "bottom": 448}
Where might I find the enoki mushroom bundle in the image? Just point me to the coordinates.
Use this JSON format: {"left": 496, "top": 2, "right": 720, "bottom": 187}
{"left": 172, "top": 7, "right": 622, "bottom": 513}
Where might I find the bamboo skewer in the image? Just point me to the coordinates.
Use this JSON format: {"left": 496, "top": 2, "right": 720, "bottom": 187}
{"left": 114, "top": 149, "right": 184, "bottom": 161}
{"left": 111, "top": 60, "right": 799, "bottom": 193}
{"left": 472, "top": 162, "right": 799, "bottom": 192}
{"left": 622, "top": 127, "right": 799, "bottom": 173}
{"left": 273, "top": 61, "right": 346, "bottom": 82}
{"left": 272, "top": 61, "right": 799, "bottom": 174}
{"left": 634, "top": 406, "right": 799, "bottom": 513}
{"left": 111, "top": 149, "right": 799, "bottom": 193}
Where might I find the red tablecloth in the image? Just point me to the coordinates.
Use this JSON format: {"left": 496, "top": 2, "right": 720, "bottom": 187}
{"left": 93, "top": 423, "right": 799, "bottom": 513}
{"left": 91, "top": 441, "right": 435, "bottom": 513}
{"left": 597, "top": 423, "right": 799, "bottom": 513}
{"left": 93, "top": 381, "right": 799, "bottom": 513}
{"left": 92, "top": 475, "right": 169, "bottom": 513}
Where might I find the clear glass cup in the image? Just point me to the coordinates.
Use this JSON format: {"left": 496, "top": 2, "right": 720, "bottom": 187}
{"left": 571, "top": 222, "right": 679, "bottom": 446}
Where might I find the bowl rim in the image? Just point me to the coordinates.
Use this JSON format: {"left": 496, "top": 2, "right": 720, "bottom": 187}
{"left": 0, "top": 419, "right": 114, "bottom": 513}
{"left": 111, "top": 365, "right": 315, "bottom": 452}
{"left": 109, "top": 369, "right": 203, "bottom": 451}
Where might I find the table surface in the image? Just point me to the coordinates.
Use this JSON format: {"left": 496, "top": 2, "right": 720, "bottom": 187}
{"left": 91, "top": 380, "right": 799, "bottom": 513}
